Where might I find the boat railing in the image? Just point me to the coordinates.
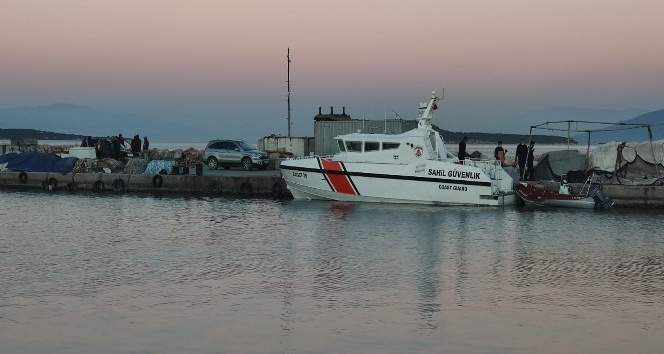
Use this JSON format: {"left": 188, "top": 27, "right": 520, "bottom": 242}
{"left": 460, "top": 159, "right": 503, "bottom": 180}
{"left": 285, "top": 155, "right": 333, "bottom": 161}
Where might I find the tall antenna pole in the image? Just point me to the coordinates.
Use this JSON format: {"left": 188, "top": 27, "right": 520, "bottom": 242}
{"left": 287, "top": 48, "right": 292, "bottom": 137}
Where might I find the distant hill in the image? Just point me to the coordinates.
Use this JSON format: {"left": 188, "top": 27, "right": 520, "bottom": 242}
{"left": 438, "top": 130, "right": 573, "bottom": 144}
{"left": 0, "top": 103, "right": 108, "bottom": 137}
{"left": 0, "top": 128, "right": 83, "bottom": 141}
{"left": 433, "top": 126, "right": 571, "bottom": 144}
{"left": 579, "top": 109, "right": 664, "bottom": 143}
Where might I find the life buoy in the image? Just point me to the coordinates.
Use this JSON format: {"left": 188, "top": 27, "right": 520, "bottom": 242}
{"left": 93, "top": 180, "right": 105, "bottom": 193}
{"left": 415, "top": 146, "right": 423, "bottom": 158}
{"left": 18, "top": 172, "right": 28, "bottom": 184}
{"left": 112, "top": 178, "right": 126, "bottom": 193}
{"left": 152, "top": 175, "right": 163, "bottom": 188}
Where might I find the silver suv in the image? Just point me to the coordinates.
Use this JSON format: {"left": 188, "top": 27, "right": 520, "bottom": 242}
{"left": 204, "top": 140, "right": 269, "bottom": 170}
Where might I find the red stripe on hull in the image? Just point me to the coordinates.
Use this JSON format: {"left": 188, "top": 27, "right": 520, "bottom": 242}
{"left": 320, "top": 159, "right": 356, "bottom": 195}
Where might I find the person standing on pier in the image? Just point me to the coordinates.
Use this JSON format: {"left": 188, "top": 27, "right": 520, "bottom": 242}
{"left": 494, "top": 141, "right": 505, "bottom": 165}
{"left": 458, "top": 136, "right": 468, "bottom": 161}
{"left": 516, "top": 139, "right": 528, "bottom": 180}
{"left": 131, "top": 135, "right": 141, "bottom": 155}
{"left": 143, "top": 136, "right": 150, "bottom": 157}
{"left": 526, "top": 141, "right": 535, "bottom": 181}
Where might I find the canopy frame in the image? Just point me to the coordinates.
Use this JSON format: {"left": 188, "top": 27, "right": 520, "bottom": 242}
{"left": 523, "top": 120, "right": 659, "bottom": 180}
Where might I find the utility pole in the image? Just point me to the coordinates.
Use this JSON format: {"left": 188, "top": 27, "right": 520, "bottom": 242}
{"left": 287, "top": 48, "right": 292, "bottom": 137}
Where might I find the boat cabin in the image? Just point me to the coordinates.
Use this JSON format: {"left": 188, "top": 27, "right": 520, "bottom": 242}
{"left": 332, "top": 129, "right": 451, "bottom": 164}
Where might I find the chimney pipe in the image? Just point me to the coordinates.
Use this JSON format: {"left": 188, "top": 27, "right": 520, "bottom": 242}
{"left": 330, "top": 106, "right": 334, "bottom": 115}
{"left": 342, "top": 106, "right": 346, "bottom": 115}
{"left": 318, "top": 106, "right": 322, "bottom": 115}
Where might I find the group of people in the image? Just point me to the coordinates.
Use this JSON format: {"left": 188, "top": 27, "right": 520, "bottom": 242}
{"left": 81, "top": 134, "right": 150, "bottom": 160}
{"left": 513, "top": 140, "right": 535, "bottom": 181}
{"left": 457, "top": 137, "right": 536, "bottom": 181}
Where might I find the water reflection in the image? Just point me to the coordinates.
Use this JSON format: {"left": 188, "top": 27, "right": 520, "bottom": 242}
{"left": 1, "top": 192, "right": 664, "bottom": 354}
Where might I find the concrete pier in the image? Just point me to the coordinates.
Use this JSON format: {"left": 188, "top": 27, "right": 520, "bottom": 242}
{"left": 602, "top": 184, "right": 664, "bottom": 208}
{"left": 0, "top": 170, "right": 292, "bottom": 199}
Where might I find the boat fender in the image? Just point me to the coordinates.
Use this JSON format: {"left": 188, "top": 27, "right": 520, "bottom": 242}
{"left": 240, "top": 181, "right": 252, "bottom": 195}
{"left": 18, "top": 172, "right": 28, "bottom": 184}
{"left": 93, "top": 180, "right": 105, "bottom": 193}
{"left": 47, "top": 177, "right": 58, "bottom": 191}
{"left": 209, "top": 181, "right": 223, "bottom": 194}
{"left": 272, "top": 181, "right": 284, "bottom": 199}
{"left": 152, "top": 175, "right": 163, "bottom": 188}
{"left": 112, "top": 178, "right": 126, "bottom": 193}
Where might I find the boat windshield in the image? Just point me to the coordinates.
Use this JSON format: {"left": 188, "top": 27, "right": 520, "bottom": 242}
{"left": 345, "top": 141, "right": 362, "bottom": 152}
{"left": 382, "top": 142, "right": 400, "bottom": 150}
{"left": 365, "top": 142, "right": 379, "bottom": 152}
{"left": 337, "top": 140, "right": 346, "bottom": 152}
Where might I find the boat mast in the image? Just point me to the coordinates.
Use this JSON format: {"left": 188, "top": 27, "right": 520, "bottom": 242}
{"left": 417, "top": 91, "right": 440, "bottom": 129}
{"left": 287, "top": 48, "right": 292, "bottom": 138}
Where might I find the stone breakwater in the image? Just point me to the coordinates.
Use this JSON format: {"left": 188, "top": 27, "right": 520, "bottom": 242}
{"left": 0, "top": 171, "right": 292, "bottom": 199}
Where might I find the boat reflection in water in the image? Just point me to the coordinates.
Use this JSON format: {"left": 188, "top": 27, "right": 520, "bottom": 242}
{"left": 1, "top": 193, "right": 663, "bottom": 354}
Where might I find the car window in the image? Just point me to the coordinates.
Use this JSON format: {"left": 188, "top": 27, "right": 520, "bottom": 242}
{"left": 220, "top": 142, "right": 238, "bottom": 150}
{"left": 364, "top": 141, "right": 379, "bottom": 152}
{"left": 382, "top": 142, "right": 400, "bottom": 150}
{"left": 209, "top": 142, "right": 223, "bottom": 149}
{"left": 237, "top": 141, "right": 253, "bottom": 151}
{"left": 345, "top": 141, "right": 362, "bottom": 152}
{"left": 337, "top": 140, "right": 346, "bottom": 152}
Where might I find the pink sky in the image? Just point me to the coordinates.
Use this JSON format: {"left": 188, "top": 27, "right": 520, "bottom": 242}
{"left": 1, "top": 0, "right": 663, "bottom": 136}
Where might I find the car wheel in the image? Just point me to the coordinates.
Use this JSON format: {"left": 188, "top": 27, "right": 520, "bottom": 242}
{"left": 241, "top": 157, "right": 252, "bottom": 171}
{"left": 207, "top": 156, "right": 218, "bottom": 170}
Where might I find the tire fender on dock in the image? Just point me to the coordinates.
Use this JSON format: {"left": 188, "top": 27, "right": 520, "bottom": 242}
{"left": 112, "top": 178, "right": 126, "bottom": 193}
{"left": 240, "top": 181, "right": 253, "bottom": 195}
{"left": 18, "top": 172, "right": 28, "bottom": 184}
{"left": 152, "top": 175, "right": 163, "bottom": 188}
{"left": 93, "top": 180, "right": 105, "bottom": 193}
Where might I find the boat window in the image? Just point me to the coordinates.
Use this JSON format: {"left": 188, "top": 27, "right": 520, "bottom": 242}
{"left": 345, "top": 141, "right": 363, "bottom": 152}
{"left": 337, "top": 140, "right": 346, "bottom": 152}
{"left": 364, "top": 141, "right": 380, "bottom": 152}
{"left": 381, "top": 142, "right": 400, "bottom": 150}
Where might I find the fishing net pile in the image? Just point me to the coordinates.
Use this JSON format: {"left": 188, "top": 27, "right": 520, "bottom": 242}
{"left": 72, "top": 158, "right": 125, "bottom": 174}
{"left": 590, "top": 141, "right": 664, "bottom": 185}
{"left": 124, "top": 158, "right": 149, "bottom": 174}
{"left": 532, "top": 141, "right": 664, "bottom": 185}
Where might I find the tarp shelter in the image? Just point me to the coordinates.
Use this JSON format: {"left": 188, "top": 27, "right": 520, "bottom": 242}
{"left": 533, "top": 150, "right": 587, "bottom": 181}
{"left": 527, "top": 120, "right": 661, "bottom": 184}
{"left": 590, "top": 141, "right": 664, "bottom": 184}
{"left": 0, "top": 152, "right": 78, "bottom": 173}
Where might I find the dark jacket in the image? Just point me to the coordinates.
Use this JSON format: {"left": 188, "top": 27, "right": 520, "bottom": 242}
{"left": 516, "top": 143, "right": 528, "bottom": 166}
{"left": 458, "top": 141, "right": 467, "bottom": 160}
{"left": 131, "top": 137, "right": 141, "bottom": 153}
{"left": 527, "top": 146, "right": 535, "bottom": 167}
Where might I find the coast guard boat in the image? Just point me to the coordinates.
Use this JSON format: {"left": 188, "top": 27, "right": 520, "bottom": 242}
{"left": 280, "top": 92, "right": 516, "bottom": 206}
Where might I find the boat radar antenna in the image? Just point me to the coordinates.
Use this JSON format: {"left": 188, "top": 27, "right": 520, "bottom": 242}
{"left": 417, "top": 90, "right": 441, "bottom": 128}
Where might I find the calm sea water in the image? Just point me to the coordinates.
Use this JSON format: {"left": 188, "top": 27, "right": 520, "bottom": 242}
{"left": 1, "top": 192, "right": 663, "bottom": 354}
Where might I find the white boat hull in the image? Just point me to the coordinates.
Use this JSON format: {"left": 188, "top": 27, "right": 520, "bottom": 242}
{"left": 281, "top": 157, "right": 515, "bottom": 207}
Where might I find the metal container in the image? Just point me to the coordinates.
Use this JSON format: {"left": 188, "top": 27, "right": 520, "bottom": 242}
{"left": 258, "top": 136, "right": 315, "bottom": 157}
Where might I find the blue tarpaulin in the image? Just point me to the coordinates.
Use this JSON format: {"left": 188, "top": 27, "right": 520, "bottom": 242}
{"left": 144, "top": 160, "right": 176, "bottom": 176}
{"left": 0, "top": 152, "right": 78, "bottom": 174}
